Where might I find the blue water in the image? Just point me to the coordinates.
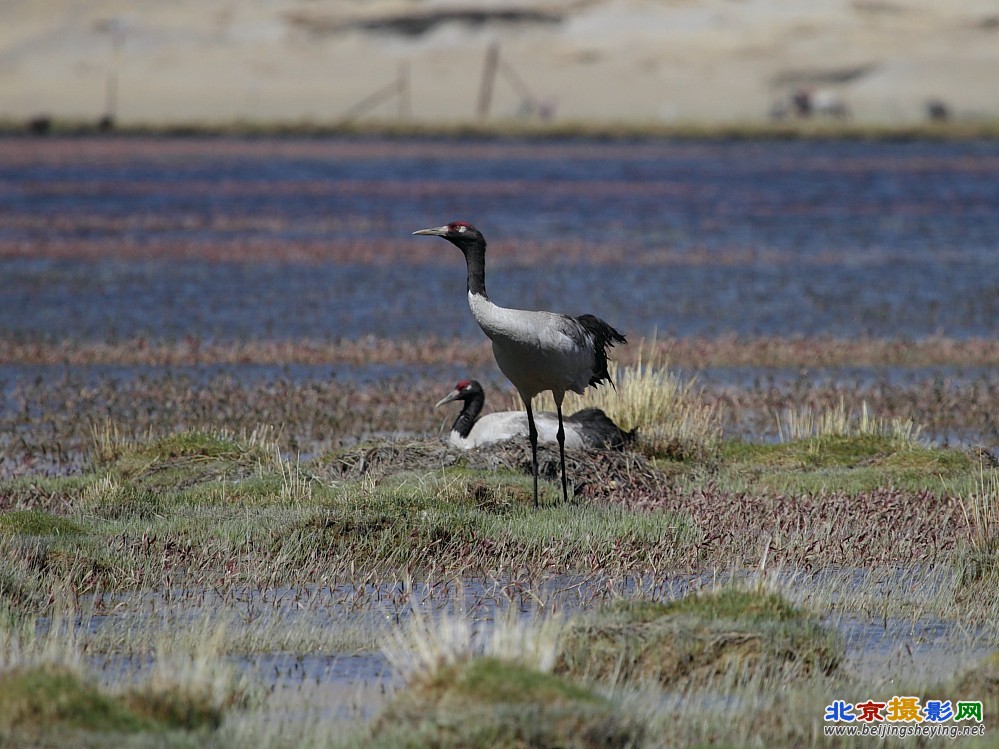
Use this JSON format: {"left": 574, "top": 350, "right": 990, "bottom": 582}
{"left": 2, "top": 136, "right": 998, "bottom": 341}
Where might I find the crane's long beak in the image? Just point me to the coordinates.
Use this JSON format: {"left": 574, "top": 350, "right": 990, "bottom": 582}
{"left": 412, "top": 225, "right": 449, "bottom": 236}
{"left": 435, "top": 389, "right": 461, "bottom": 408}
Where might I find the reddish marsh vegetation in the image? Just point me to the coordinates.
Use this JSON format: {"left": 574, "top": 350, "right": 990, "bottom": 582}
{"left": 2, "top": 359, "right": 997, "bottom": 479}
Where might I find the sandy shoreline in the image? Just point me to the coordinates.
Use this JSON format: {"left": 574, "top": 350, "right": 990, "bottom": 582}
{"left": 1, "top": 0, "right": 998, "bottom": 128}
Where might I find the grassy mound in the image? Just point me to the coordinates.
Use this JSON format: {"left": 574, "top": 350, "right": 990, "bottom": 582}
{"left": 723, "top": 434, "right": 973, "bottom": 472}
{"left": 283, "top": 469, "right": 695, "bottom": 574}
{"left": 94, "top": 427, "right": 277, "bottom": 492}
{"left": 557, "top": 587, "right": 842, "bottom": 689}
{"left": 368, "top": 656, "right": 644, "bottom": 749}
{"left": 720, "top": 435, "right": 979, "bottom": 497}
{"left": 322, "top": 437, "right": 675, "bottom": 503}
{"left": 951, "top": 651, "right": 999, "bottom": 723}
{"left": 0, "top": 664, "right": 236, "bottom": 747}
{"left": 0, "top": 510, "right": 84, "bottom": 537}
{"left": 0, "top": 666, "right": 153, "bottom": 733}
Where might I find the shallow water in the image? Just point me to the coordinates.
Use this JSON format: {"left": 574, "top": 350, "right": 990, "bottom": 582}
{"left": 2, "top": 136, "right": 998, "bottom": 345}
{"left": 59, "top": 567, "right": 995, "bottom": 733}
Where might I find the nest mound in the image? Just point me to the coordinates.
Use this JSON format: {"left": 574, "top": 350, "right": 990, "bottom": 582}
{"left": 319, "top": 438, "right": 672, "bottom": 502}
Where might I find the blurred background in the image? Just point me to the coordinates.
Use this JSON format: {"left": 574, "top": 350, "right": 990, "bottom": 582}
{"left": 1, "top": 1, "right": 998, "bottom": 470}
{"left": 2, "top": 0, "right": 998, "bottom": 128}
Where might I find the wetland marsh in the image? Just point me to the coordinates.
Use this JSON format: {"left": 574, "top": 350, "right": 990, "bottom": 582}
{"left": 1, "top": 136, "right": 997, "bottom": 747}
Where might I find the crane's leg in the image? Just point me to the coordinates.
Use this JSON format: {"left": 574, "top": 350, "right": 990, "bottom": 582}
{"left": 555, "top": 398, "right": 568, "bottom": 504}
{"left": 523, "top": 398, "right": 539, "bottom": 509}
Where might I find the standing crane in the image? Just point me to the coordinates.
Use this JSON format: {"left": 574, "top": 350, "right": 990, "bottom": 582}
{"left": 413, "top": 221, "right": 626, "bottom": 507}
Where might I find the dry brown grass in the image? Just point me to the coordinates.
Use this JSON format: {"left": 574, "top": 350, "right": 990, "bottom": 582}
{"left": 776, "top": 397, "right": 924, "bottom": 445}
{"left": 512, "top": 339, "right": 722, "bottom": 460}
{"left": 958, "top": 466, "right": 999, "bottom": 588}
{"left": 963, "top": 469, "right": 999, "bottom": 552}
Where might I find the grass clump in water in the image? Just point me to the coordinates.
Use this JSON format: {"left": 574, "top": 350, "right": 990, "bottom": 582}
{"left": 0, "top": 608, "right": 245, "bottom": 743}
{"left": 124, "top": 682, "right": 233, "bottom": 731}
{"left": 0, "top": 665, "right": 235, "bottom": 742}
{"left": 557, "top": 586, "right": 842, "bottom": 689}
{"left": 363, "top": 612, "right": 645, "bottom": 749}
{"left": 368, "top": 657, "right": 642, "bottom": 749}
{"left": 0, "top": 666, "right": 154, "bottom": 734}
{"left": 658, "top": 586, "right": 803, "bottom": 622}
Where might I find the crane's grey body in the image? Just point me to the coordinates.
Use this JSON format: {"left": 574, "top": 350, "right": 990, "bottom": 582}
{"left": 414, "top": 221, "right": 626, "bottom": 507}
{"left": 468, "top": 292, "right": 595, "bottom": 402}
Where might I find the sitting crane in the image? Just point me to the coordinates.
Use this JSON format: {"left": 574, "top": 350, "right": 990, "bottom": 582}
{"left": 436, "top": 379, "right": 634, "bottom": 451}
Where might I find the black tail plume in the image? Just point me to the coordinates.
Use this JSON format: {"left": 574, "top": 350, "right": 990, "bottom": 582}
{"left": 575, "top": 313, "right": 627, "bottom": 388}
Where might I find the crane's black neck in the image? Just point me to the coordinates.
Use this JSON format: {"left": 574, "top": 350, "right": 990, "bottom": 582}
{"left": 451, "top": 390, "right": 484, "bottom": 438}
{"left": 457, "top": 238, "right": 488, "bottom": 298}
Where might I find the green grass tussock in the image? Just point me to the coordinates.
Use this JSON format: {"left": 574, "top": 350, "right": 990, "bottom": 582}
{"left": 724, "top": 431, "right": 959, "bottom": 474}
{"left": 557, "top": 587, "right": 843, "bottom": 689}
{"left": 103, "top": 428, "right": 276, "bottom": 491}
{"left": 0, "top": 664, "right": 237, "bottom": 743}
{"left": 0, "top": 607, "right": 246, "bottom": 744}
{"left": 657, "top": 586, "right": 804, "bottom": 623}
{"left": 87, "top": 425, "right": 285, "bottom": 517}
{"left": 719, "top": 435, "right": 978, "bottom": 496}
{"left": 125, "top": 682, "right": 235, "bottom": 731}
{"left": 0, "top": 510, "right": 84, "bottom": 537}
{"left": 368, "top": 657, "right": 643, "bottom": 749}
{"left": 371, "top": 612, "right": 644, "bottom": 749}
{"left": 93, "top": 421, "right": 279, "bottom": 469}
{"left": 0, "top": 666, "right": 155, "bottom": 734}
